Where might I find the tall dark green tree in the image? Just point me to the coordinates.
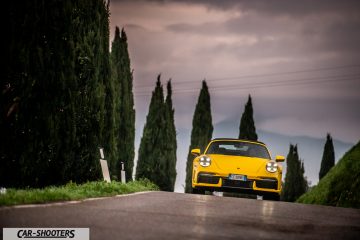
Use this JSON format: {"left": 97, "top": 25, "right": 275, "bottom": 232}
{"left": 163, "top": 80, "right": 177, "bottom": 191}
{"left": 238, "top": 95, "right": 258, "bottom": 141}
{"left": 2, "top": 0, "right": 111, "bottom": 187}
{"left": 136, "top": 76, "right": 164, "bottom": 184}
{"left": 319, "top": 133, "right": 335, "bottom": 180}
{"left": 69, "top": 0, "right": 111, "bottom": 183}
{"left": 136, "top": 75, "right": 177, "bottom": 191}
{"left": 110, "top": 27, "right": 135, "bottom": 181}
{"left": 282, "top": 144, "right": 308, "bottom": 202}
{"left": 185, "top": 80, "right": 213, "bottom": 193}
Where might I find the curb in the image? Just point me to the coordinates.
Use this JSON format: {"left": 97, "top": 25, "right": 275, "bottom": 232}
{"left": 0, "top": 191, "right": 156, "bottom": 210}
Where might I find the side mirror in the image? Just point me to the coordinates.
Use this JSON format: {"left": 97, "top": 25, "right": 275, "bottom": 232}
{"left": 275, "top": 155, "right": 285, "bottom": 162}
{"left": 191, "top": 149, "right": 201, "bottom": 156}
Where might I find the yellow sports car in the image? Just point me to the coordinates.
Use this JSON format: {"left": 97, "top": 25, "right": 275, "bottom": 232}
{"left": 191, "top": 138, "right": 285, "bottom": 200}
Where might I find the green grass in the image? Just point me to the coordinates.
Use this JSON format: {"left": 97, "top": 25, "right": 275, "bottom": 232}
{"left": 297, "top": 141, "right": 360, "bottom": 208}
{"left": 0, "top": 179, "right": 159, "bottom": 207}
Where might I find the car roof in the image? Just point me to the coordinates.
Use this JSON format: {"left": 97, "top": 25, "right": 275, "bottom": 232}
{"left": 211, "top": 138, "right": 266, "bottom": 146}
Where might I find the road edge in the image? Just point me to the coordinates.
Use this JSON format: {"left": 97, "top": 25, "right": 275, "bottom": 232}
{"left": 0, "top": 191, "right": 158, "bottom": 210}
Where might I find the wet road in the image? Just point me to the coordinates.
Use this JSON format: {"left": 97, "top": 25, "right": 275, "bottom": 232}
{"left": 1, "top": 191, "right": 360, "bottom": 239}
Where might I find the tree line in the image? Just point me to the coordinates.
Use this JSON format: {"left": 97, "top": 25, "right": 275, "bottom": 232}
{"left": 2, "top": 0, "right": 135, "bottom": 187}
{"left": 2, "top": 0, "right": 177, "bottom": 191}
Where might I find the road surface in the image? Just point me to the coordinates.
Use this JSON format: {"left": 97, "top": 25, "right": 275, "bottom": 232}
{"left": 1, "top": 191, "right": 360, "bottom": 239}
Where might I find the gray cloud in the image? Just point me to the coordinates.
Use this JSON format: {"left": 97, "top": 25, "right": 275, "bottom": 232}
{"left": 109, "top": 2, "right": 360, "bottom": 139}
{"left": 320, "top": 20, "right": 360, "bottom": 53}
{"left": 145, "top": 0, "right": 360, "bottom": 16}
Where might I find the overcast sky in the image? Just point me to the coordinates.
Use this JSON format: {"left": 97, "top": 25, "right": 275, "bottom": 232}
{"left": 109, "top": 0, "right": 360, "bottom": 189}
{"left": 110, "top": 0, "right": 359, "bottom": 142}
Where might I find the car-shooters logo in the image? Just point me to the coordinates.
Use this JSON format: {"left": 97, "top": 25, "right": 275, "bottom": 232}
{"left": 17, "top": 229, "right": 75, "bottom": 238}
{"left": 3, "top": 228, "right": 89, "bottom": 240}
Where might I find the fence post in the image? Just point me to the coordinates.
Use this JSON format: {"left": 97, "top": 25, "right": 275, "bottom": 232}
{"left": 121, "top": 162, "right": 126, "bottom": 183}
{"left": 99, "top": 147, "right": 111, "bottom": 183}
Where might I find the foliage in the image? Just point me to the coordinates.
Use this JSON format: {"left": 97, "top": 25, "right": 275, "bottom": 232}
{"left": 0, "top": 179, "right": 159, "bottom": 206}
{"left": 282, "top": 144, "right": 308, "bottom": 202}
{"left": 297, "top": 141, "right": 360, "bottom": 208}
{"left": 2, "top": 0, "right": 112, "bottom": 187}
{"left": 185, "top": 81, "right": 213, "bottom": 193}
{"left": 238, "top": 95, "right": 258, "bottom": 141}
{"left": 110, "top": 27, "right": 135, "bottom": 181}
{"left": 163, "top": 81, "right": 177, "bottom": 191}
{"left": 135, "top": 76, "right": 177, "bottom": 191}
{"left": 319, "top": 133, "right": 335, "bottom": 180}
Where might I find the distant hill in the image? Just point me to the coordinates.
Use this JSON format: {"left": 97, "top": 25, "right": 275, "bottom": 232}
{"left": 297, "top": 141, "right": 360, "bottom": 208}
{"left": 258, "top": 130, "right": 353, "bottom": 186}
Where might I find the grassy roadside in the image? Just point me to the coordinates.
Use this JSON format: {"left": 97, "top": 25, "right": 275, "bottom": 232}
{"left": 0, "top": 179, "right": 159, "bottom": 207}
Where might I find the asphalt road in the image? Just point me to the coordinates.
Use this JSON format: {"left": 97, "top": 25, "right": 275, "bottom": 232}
{"left": 1, "top": 191, "right": 360, "bottom": 240}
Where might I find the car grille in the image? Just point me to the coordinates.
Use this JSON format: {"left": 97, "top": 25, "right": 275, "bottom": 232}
{"left": 198, "top": 174, "right": 220, "bottom": 184}
{"left": 222, "top": 179, "right": 253, "bottom": 189}
{"left": 255, "top": 179, "right": 278, "bottom": 190}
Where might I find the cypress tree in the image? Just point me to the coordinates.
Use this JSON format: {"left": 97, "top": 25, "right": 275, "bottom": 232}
{"left": 319, "top": 133, "right": 335, "bottom": 180}
{"left": 66, "top": 0, "right": 110, "bottom": 183}
{"left": 282, "top": 145, "right": 295, "bottom": 201}
{"left": 118, "top": 28, "right": 135, "bottom": 181}
{"left": 282, "top": 144, "right": 308, "bottom": 202}
{"left": 136, "top": 75, "right": 166, "bottom": 188}
{"left": 163, "top": 80, "right": 177, "bottom": 191}
{"left": 109, "top": 26, "right": 121, "bottom": 179}
{"left": 110, "top": 27, "right": 135, "bottom": 181}
{"left": 136, "top": 76, "right": 177, "bottom": 191}
{"left": 185, "top": 80, "right": 213, "bottom": 193}
{"left": 238, "top": 95, "right": 258, "bottom": 141}
{"left": 294, "top": 146, "right": 308, "bottom": 198}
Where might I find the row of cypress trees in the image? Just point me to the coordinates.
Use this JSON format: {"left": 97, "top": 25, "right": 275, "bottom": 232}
{"left": 137, "top": 80, "right": 267, "bottom": 193}
{"left": 2, "top": 0, "right": 135, "bottom": 188}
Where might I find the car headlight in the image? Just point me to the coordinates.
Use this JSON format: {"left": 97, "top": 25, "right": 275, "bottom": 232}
{"left": 266, "top": 162, "right": 278, "bottom": 173}
{"left": 199, "top": 155, "right": 211, "bottom": 167}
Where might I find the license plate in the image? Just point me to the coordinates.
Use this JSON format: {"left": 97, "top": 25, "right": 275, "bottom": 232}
{"left": 228, "top": 174, "right": 247, "bottom": 181}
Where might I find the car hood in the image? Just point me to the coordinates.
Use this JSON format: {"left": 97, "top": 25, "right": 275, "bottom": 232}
{"left": 208, "top": 154, "right": 268, "bottom": 175}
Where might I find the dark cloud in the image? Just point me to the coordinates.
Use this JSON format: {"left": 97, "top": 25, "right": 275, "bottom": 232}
{"left": 124, "top": 23, "right": 147, "bottom": 30}
{"left": 141, "top": 0, "right": 360, "bottom": 17}
{"left": 165, "top": 1, "right": 360, "bottom": 68}
{"left": 320, "top": 20, "right": 360, "bottom": 53}
{"left": 232, "top": 0, "right": 360, "bottom": 16}
{"left": 110, "top": 0, "right": 360, "bottom": 142}
{"left": 166, "top": 23, "right": 201, "bottom": 33}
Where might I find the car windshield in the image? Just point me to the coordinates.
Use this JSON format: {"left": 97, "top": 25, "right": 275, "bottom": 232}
{"left": 205, "top": 141, "right": 271, "bottom": 159}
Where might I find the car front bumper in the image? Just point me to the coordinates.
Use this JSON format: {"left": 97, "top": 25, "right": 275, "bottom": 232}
{"left": 192, "top": 171, "right": 282, "bottom": 195}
